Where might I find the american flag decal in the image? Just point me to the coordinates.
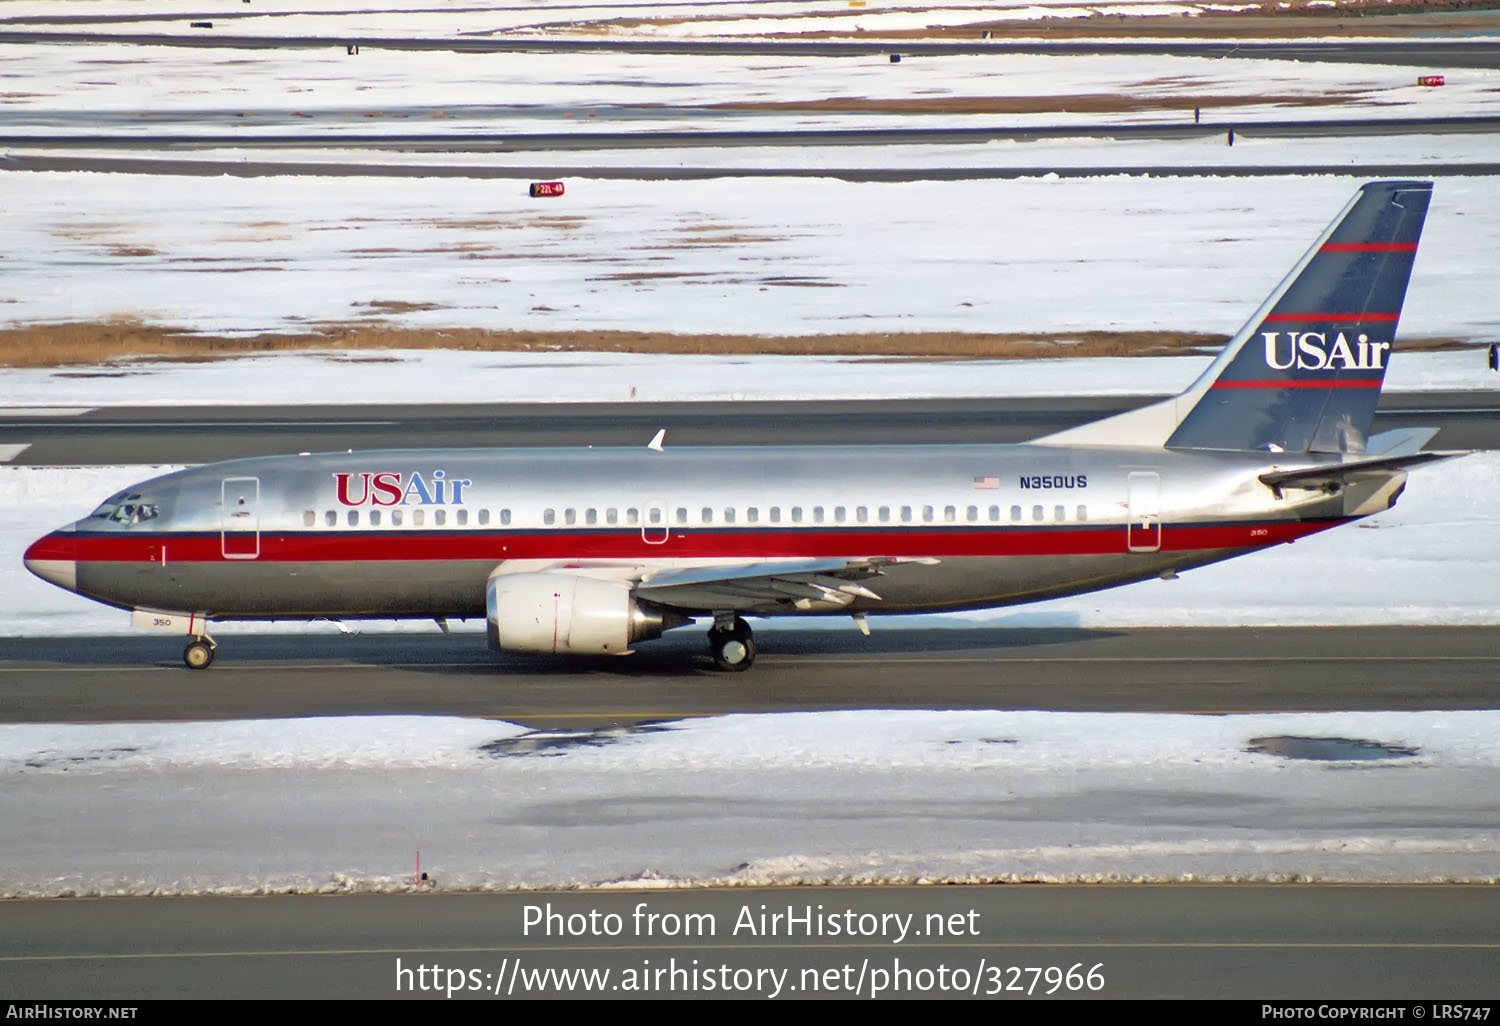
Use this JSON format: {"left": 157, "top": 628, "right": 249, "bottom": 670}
{"left": 973, "top": 476, "right": 1000, "bottom": 489}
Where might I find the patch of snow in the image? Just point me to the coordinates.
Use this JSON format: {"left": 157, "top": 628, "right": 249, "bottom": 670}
{"left": 2, "top": 710, "right": 1496, "bottom": 894}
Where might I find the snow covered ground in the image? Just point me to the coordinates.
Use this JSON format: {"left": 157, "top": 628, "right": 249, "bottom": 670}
{"left": 4, "top": 173, "right": 1499, "bottom": 340}
{"left": 6, "top": 44, "right": 1495, "bottom": 136}
{"left": 2, "top": 710, "right": 1496, "bottom": 895}
{"left": 3, "top": 6, "right": 1496, "bottom": 895}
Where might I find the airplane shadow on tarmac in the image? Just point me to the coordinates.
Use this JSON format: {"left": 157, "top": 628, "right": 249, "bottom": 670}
{"left": 0, "top": 619, "right": 1122, "bottom": 678}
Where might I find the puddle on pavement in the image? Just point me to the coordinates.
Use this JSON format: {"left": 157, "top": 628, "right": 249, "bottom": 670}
{"left": 479, "top": 724, "right": 675, "bottom": 759}
{"left": 22, "top": 746, "right": 142, "bottom": 770}
{"left": 1246, "top": 735, "right": 1420, "bottom": 762}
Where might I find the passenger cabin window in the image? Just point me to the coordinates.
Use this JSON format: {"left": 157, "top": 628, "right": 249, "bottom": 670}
{"left": 834, "top": 506, "right": 846, "bottom": 523}
{"left": 1032, "top": 505, "right": 1044, "bottom": 522}
{"left": 1054, "top": 505, "right": 1066, "bottom": 522}
{"left": 347, "top": 510, "right": 359, "bottom": 526}
{"left": 606, "top": 508, "right": 618, "bottom": 525}
{"left": 769, "top": 507, "right": 781, "bottom": 524}
{"left": 411, "top": 509, "right": 424, "bottom": 526}
{"left": 543, "top": 508, "right": 556, "bottom": 526}
{"left": 900, "top": 506, "right": 912, "bottom": 523}
{"left": 1010, "top": 505, "right": 1022, "bottom": 523}
{"left": 988, "top": 505, "right": 999, "bottom": 522}
{"left": 747, "top": 507, "right": 759, "bottom": 524}
{"left": 922, "top": 506, "right": 934, "bottom": 523}
{"left": 723, "top": 507, "right": 735, "bottom": 524}
{"left": 702, "top": 507, "right": 713, "bottom": 524}
{"left": 1076, "top": 505, "right": 1088, "bottom": 522}
{"left": 303, "top": 511, "right": 315, "bottom": 527}
{"left": 967, "top": 506, "right": 979, "bottom": 523}
{"left": 457, "top": 509, "right": 468, "bottom": 526}
{"left": 564, "top": 509, "right": 576, "bottom": 525}
{"left": 791, "top": 506, "right": 803, "bottom": 523}
{"left": 945, "top": 506, "right": 957, "bottom": 523}
{"left": 856, "top": 506, "right": 868, "bottom": 523}
{"left": 585, "top": 509, "right": 597, "bottom": 525}
{"left": 878, "top": 506, "right": 890, "bottom": 523}
{"left": 499, "top": 509, "right": 511, "bottom": 526}
{"left": 324, "top": 511, "right": 336, "bottom": 527}
{"left": 813, "top": 506, "right": 824, "bottom": 523}
{"left": 392, "top": 509, "right": 403, "bottom": 526}
{"left": 370, "top": 510, "right": 382, "bottom": 526}
{"left": 627, "top": 508, "right": 639, "bottom": 525}
{"left": 434, "top": 510, "right": 446, "bottom": 526}
{"left": 648, "top": 507, "right": 662, "bottom": 525}
{"left": 676, "top": 508, "right": 688, "bottom": 525}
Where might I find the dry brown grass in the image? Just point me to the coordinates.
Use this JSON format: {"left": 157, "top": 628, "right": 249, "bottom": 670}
{"left": 352, "top": 300, "right": 447, "bottom": 314}
{"left": 0, "top": 321, "right": 1470, "bottom": 368}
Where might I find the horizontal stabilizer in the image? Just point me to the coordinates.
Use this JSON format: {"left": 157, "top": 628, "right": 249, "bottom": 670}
{"left": 1364, "top": 427, "right": 1441, "bottom": 458}
{"left": 1258, "top": 450, "right": 1463, "bottom": 497}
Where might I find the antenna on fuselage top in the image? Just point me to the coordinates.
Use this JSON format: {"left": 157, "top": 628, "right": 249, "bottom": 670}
{"left": 647, "top": 429, "right": 666, "bottom": 452}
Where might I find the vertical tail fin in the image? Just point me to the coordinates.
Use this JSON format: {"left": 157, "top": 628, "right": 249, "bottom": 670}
{"left": 1034, "top": 181, "right": 1432, "bottom": 453}
{"left": 1167, "top": 180, "right": 1431, "bottom": 453}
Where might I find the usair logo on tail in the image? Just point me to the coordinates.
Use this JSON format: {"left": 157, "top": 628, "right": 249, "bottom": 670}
{"left": 1262, "top": 332, "right": 1390, "bottom": 371}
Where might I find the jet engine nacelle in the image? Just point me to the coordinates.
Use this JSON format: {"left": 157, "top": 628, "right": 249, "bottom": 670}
{"left": 486, "top": 572, "right": 685, "bottom": 655}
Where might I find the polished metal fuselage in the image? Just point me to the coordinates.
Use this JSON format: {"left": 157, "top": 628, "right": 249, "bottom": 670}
{"left": 46, "top": 441, "right": 1371, "bottom": 623}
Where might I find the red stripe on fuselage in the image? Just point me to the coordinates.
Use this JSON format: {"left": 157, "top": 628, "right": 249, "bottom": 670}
{"left": 49, "top": 520, "right": 1350, "bottom": 564}
{"left": 1209, "top": 378, "right": 1382, "bottom": 390}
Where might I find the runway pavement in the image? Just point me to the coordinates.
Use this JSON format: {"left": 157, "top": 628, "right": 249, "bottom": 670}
{"left": 4, "top": 626, "right": 1499, "bottom": 726}
{"left": 2, "top": 392, "right": 1496, "bottom": 466}
{"left": 3, "top": 886, "right": 1497, "bottom": 998}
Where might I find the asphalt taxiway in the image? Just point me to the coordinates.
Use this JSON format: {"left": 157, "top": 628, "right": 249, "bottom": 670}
{"left": 3, "top": 626, "right": 1498, "bottom": 726}
{"left": 3, "top": 391, "right": 1498, "bottom": 466}
{"left": 3, "top": 887, "right": 1498, "bottom": 999}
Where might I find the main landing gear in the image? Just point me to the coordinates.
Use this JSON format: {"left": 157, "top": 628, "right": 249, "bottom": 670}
{"left": 708, "top": 616, "right": 755, "bottom": 672}
{"left": 183, "top": 635, "right": 216, "bottom": 670}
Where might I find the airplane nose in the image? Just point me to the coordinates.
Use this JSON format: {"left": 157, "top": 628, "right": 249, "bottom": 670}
{"left": 24, "top": 530, "right": 78, "bottom": 592}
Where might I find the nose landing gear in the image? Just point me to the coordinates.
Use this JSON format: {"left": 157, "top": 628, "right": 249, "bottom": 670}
{"left": 183, "top": 636, "right": 216, "bottom": 670}
{"left": 708, "top": 616, "right": 754, "bottom": 672}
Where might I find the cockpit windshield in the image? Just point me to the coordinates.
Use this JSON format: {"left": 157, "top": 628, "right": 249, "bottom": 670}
{"left": 89, "top": 492, "right": 159, "bottom": 526}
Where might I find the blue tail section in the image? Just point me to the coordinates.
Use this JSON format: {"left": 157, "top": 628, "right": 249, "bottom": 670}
{"left": 1166, "top": 180, "right": 1432, "bottom": 454}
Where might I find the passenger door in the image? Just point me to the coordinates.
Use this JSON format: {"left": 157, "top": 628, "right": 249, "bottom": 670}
{"left": 221, "top": 477, "right": 260, "bottom": 559}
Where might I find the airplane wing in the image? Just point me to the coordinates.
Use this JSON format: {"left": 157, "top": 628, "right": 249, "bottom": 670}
{"left": 1259, "top": 450, "right": 1465, "bottom": 497}
{"left": 634, "top": 557, "right": 934, "bottom": 614}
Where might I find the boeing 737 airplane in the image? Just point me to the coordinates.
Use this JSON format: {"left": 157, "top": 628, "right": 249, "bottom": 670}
{"left": 25, "top": 181, "right": 1455, "bottom": 671}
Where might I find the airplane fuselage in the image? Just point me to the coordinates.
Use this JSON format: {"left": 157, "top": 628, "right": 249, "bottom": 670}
{"left": 28, "top": 442, "right": 1366, "bottom": 622}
